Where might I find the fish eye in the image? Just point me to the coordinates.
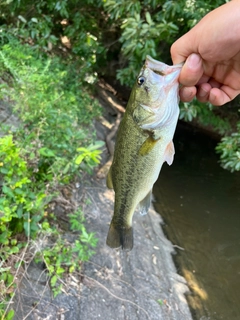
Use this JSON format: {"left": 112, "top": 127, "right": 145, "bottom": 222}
{"left": 137, "top": 76, "right": 145, "bottom": 86}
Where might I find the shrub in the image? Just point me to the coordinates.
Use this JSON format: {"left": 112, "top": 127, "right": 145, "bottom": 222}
{"left": 0, "top": 37, "right": 102, "bottom": 316}
{"left": 216, "top": 122, "right": 240, "bottom": 172}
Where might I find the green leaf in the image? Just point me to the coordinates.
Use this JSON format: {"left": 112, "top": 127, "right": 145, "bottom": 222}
{"left": 39, "top": 148, "right": 56, "bottom": 157}
{"left": 5, "top": 309, "right": 15, "bottom": 320}
{"left": 31, "top": 17, "right": 38, "bottom": 23}
{"left": 145, "top": 12, "right": 152, "bottom": 25}
{"left": 18, "top": 15, "right": 27, "bottom": 23}
{"left": 0, "top": 167, "right": 9, "bottom": 174}
{"left": 50, "top": 275, "right": 58, "bottom": 287}
{"left": 17, "top": 205, "right": 23, "bottom": 218}
{"left": 157, "top": 299, "right": 163, "bottom": 306}
{"left": 2, "top": 185, "right": 14, "bottom": 198}
{"left": 75, "top": 154, "right": 85, "bottom": 165}
{"left": 23, "top": 220, "right": 30, "bottom": 237}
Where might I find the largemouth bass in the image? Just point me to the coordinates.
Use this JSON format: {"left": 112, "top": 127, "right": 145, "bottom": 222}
{"left": 106, "top": 55, "right": 182, "bottom": 250}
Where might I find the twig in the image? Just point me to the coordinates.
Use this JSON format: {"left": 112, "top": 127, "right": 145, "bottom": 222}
{"left": 3, "top": 225, "right": 31, "bottom": 318}
{"left": 82, "top": 273, "right": 151, "bottom": 320}
{"left": 172, "top": 245, "right": 185, "bottom": 251}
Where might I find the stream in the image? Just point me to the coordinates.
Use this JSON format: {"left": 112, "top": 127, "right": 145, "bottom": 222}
{"left": 153, "top": 122, "right": 240, "bottom": 320}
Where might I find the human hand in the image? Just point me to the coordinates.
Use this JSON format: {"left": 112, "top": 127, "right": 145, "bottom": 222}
{"left": 170, "top": 0, "right": 240, "bottom": 106}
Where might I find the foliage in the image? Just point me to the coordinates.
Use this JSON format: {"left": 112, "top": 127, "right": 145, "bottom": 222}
{"left": 179, "top": 102, "right": 198, "bottom": 123}
{"left": 179, "top": 98, "right": 239, "bottom": 172}
{"left": 0, "top": 135, "right": 46, "bottom": 243}
{"left": 216, "top": 122, "right": 240, "bottom": 172}
{"left": 0, "top": 37, "right": 102, "bottom": 315}
{"left": 0, "top": 0, "right": 104, "bottom": 58}
{"left": 179, "top": 100, "right": 231, "bottom": 135}
{"left": 0, "top": 0, "right": 226, "bottom": 85}
{"left": 35, "top": 209, "right": 98, "bottom": 297}
{"left": 0, "top": 134, "right": 42, "bottom": 320}
{"left": 103, "top": 0, "right": 226, "bottom": 86}
{"left": 0, "top": 264, "right": 15, "bottom": 320}
{"left": 0, "top": 40, "right": 102, "bottom": 186}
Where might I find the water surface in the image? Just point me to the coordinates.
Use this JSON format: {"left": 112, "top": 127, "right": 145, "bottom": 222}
{"left": 153, "top": 123, "right": 240, "bottom": 320}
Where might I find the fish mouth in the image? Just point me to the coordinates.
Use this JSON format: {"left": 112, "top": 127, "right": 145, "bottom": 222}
{"left": 145, "top": 55, "right": 183, "bottom": 75}
{"left": 137, "top": 56, "right": 182, "bottom": 131}
{"left": 150, "top": 69, "right": 165, "bottom": 76}
{"left": 141, "top": 56, "right": 182, "bottom": 97}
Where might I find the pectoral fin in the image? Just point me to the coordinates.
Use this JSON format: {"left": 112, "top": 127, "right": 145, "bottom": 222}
{"left": 139, "top": 136, "right": 158, "bottom": 156}
{"left": 164, "top": 140, "right": 175, "bottom": 165}
{"left": 139, "top": 190, "right": 152, "bottom": 215}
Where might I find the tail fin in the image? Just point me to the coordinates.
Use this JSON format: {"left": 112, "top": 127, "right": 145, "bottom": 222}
{"left": 106, "top": 223, "right": 133, "bottom": 250}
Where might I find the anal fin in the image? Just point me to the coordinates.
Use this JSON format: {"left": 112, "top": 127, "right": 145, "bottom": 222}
{"left": 164, "top": 140, "right": 175, "bottom": 165}
{"left": 139, "top": 190, "right": 152, "bottom": 215}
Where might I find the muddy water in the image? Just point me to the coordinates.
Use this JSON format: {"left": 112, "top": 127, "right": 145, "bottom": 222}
{"left": 153, "top": 123, "right": 240, "bottom": 320}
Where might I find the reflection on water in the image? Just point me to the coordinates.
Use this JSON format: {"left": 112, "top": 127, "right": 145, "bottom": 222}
{"left": 153, "top": 122, "right": 240, "bottom": 320}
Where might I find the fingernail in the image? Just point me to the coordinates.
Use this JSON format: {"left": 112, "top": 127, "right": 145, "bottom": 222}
{"left": 187, "top": 53, "right": 201, "bottom": 68}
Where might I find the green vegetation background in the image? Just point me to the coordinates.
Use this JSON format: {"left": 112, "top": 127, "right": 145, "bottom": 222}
{"left": 0, "top": 1, "right": 239, "bottom": 318}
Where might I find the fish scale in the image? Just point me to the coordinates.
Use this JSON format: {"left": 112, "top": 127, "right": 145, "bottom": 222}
{"left": 106, "top": 56, "right": 182, "bottom": 250}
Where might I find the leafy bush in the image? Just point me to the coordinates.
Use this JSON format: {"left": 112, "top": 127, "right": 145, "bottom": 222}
{"left": 179, "top": 100, "right": 231, "bottom": 135}
{"left": 103, "top": 0, "right": 226, "bottom": 86}
{"left": 0, "top": 0, "right": 104, "bottom": 56}
{"left": 34, "top": 209, "right": 98, "bottom": 297}
{"left": 0, "top": 135, "right": 46, "bottom": 242}
{"left": 0, "top": 37, "right": 102, "bottom": 316}
{"left": 216, "top": 122, "right": 240, "bottom": 172}
{"left": 0, "top": 40, "right": 102, "bottom": 184}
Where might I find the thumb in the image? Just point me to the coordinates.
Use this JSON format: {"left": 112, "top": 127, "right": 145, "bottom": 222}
{"left": 179, "top": 53, "right": 203, "bottom": 86}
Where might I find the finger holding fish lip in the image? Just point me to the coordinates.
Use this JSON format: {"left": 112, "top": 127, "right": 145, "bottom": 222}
{"left": 176, "top": 53, "right": 203, "bottom": 102}
{"left": 178, "top": 53, "right": 204, "bottom": 87}
{"left": 173, "top": 54, "right": 236, "bottom": 105}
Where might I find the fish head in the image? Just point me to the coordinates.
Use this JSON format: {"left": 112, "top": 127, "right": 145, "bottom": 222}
{"left": 134, "top": 67, "right": 162, "bottom": 105}
{"left": 131, "top": 56, "right": 182, "bottom": 131}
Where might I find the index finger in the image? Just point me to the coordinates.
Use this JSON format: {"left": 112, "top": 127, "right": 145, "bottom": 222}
{"left": 171, "top": 35, "right": 194, "bottom": 64}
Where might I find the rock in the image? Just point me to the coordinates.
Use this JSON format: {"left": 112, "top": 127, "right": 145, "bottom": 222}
{"left": 0, "top": 100, "right": 19, "bottom": 136}
{"left": 77, "top": 179, "right": 192, "bottom": 320}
